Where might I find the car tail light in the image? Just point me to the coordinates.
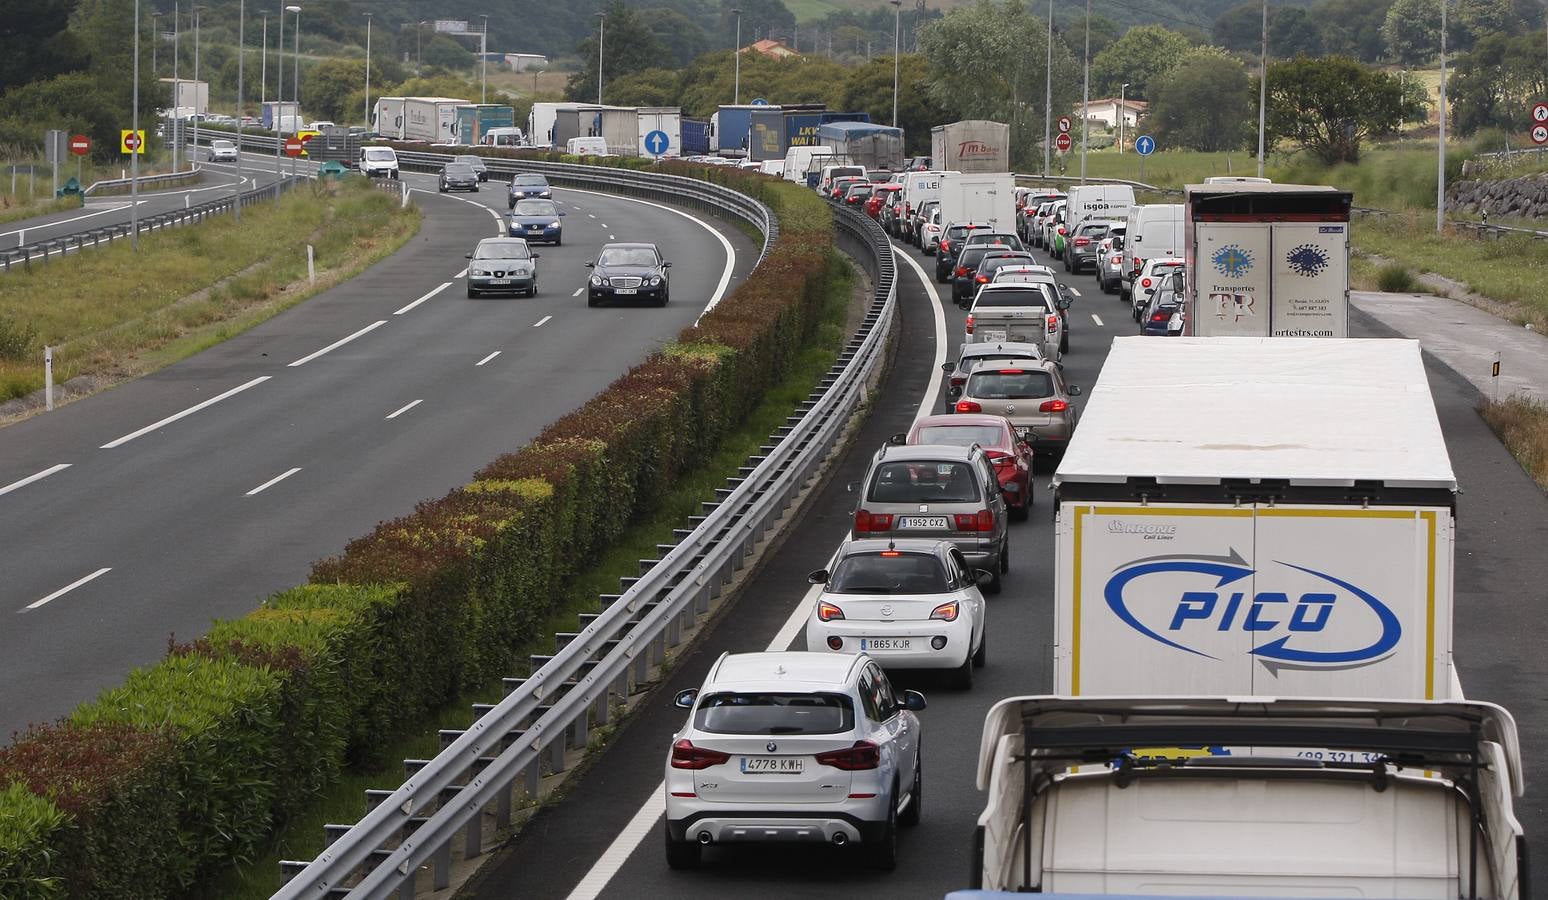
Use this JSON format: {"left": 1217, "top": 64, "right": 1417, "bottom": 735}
{"left": 930, "top": 600, "right": 960, "bottom": 621}
{"left": 954, "top": 509, "right": 994, "bottom": 531}
{"left": 940, "top": 239, "right": 950, "bottom": 252}
{"left": 1040, "top": 399, "right": 1069, "bottom": 412}
{"left": 1133, "top": 256, "right": 1142, "bottom": 268}
{"left": 815, "top": 741, "right": 881, "bottom": 771}
{"left": 1074, "top": 237, "right": 1090, "bottom": 247}
{"left": 854, "top": 509, "right": 893, "bottom": 532}
{"left": 1046, "top": 314, "right": 1059, "bottom": 330}
{"left": 1141, "top": 277, "right": 1152, "bottom": 289}
{"left": 817, "top": 600, "right": 845, "bottom": 622}
{"left": 954, "top": 265, "right": 969, "bottom": 277}
{"left": 671, "top": 739, "right": 731, "bottom": 770}
{"left": 1151, "top": 311, "right": 1170, "bottom": 323}
{"left": 949, "top": 375, "right": 965, "bottom": 387}
{"left": 999, "top": 368, "right": 1024, "bottom": 374}
{"left": 975, "top": 275, "right": 989, "bottom": 284}
{"left": 1057, "top": 226, "right": 1066, "bottom": 235}
{"left": 1110, "top": 255, "right": 1121, "bottom": 265}
{"left": 955, "top": 399, "right": 982, "bottom": 413}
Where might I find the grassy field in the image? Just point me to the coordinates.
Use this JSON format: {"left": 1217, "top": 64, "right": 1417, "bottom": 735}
{"left": 1481, "top": 396, "right": 1548, "bottom": 490}
{"left": 209, "top": 254, "right": 859, "bottom": 898}
{"left": 0, "top": 177, "right": 421, "bottom": 404}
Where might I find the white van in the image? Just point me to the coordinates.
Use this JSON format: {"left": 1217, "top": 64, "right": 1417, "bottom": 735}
{"left": 358, "top": 145, "right": 399, "bottom": 179}
{"left": 483, "top": 127, "right": 525, "bottom": 148}
{"left": 565, "top": 136, "right": 610, "bottom": 157}
{"left": 758, "top": 158, "right": 784, "bottom": 176}
{"left": 1120, "top": 203, "right": 1185, "bottom": 298}
{"left": 783, "top": 147, "right": 834, "bottom": 185}
{"left": 817, "top": 163, "right": 866, "bottom": 195}
{"left": 1064, "top": 184, "right": 1135, "bottom": 232}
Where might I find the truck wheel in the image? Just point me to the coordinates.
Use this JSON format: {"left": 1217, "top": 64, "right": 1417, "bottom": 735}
{"left": 664, "top": 824, "right": 701, "bottom": 870}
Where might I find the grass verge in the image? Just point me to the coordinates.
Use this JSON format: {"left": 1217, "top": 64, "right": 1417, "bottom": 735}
{"left": 205, "top": 252, "right": 859, "bottom": 899}
{"left": 0, "top": 177, "right": 421, "bottom": 404}
{"left": 1481, "top": 395, "right": 1548, "bottom": 490}
{"left": 0, "top": 195, "right": 81, "bottom": 227}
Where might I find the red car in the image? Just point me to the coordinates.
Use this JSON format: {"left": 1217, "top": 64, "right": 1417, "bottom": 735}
{"left": 899, "top": 413, "right": 1034, "bottom": 520}
{"left": 829, "top": 176, "right": 865, "bottom": 201}
{"left": 865, "top": 183, "right": 902, "bottom": 220}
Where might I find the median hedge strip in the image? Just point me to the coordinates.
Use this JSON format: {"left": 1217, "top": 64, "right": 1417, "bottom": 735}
{"left": 0, "top": 162, "right": 835, "bottom": 896}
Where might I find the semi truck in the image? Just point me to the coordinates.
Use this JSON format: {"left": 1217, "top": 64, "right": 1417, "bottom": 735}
{"left": 453, "top": 104, "right": 515, "bottom": 146}
{"left": 1182, "top": 181, "right": 1353, "bottom": 338}
{"left": 592, "top": 106, "right": 640, "bottom": 156}
{"left": 749, "top": 107, "right": 786, "bottom": 162}
{"left": 681, "top": 118, "right": 711, "bottom": 155}
{"left": 1052, "top": 336, "right": 1459, "bottom": 701}
{"left": 528, "top": 102, "right": 591, "bottom": 149}
{"left": 709, "top": 104, "right": 761, "bottom": 156}
{"left": 636, "top": 107, "right": 682, "bottom": 157}
{"left": 307, "top": 126, "right": 361, "bottom": 167}
{"left": 370, "top": 97, "right": 405, "bottom": 139}
{"left": 930, "top": 120, "right": 1011, "bottom": 174}
{"left": 816, "top": 120, "right": 904, "bottom": 171}
{"left": 938, "top": 172, "right": 1017, "bottom": 233}
{"left": 402, "top": 97, "right": 469, "bottom": 143}
{"left": 552, "top": 105, "right": 601, "bottom": 151}
{"left": 262, "top": 100, "right": 300, "bottom": 132}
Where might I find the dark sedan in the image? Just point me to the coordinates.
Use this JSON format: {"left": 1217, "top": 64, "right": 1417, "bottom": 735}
{"left": 587, "top": 242, "right": 672, "bottom": 308}
{"left": 438, "top": 162, "right": 480, "bottom": 193}
{"left": 508, "top": 198, "right": 565, "bottom": 245}
{"left": 1140, "top": 285, "right": 1183, "bottom": 336}
{"left": 508, "top": 174, "right": 552, "bottom": 208}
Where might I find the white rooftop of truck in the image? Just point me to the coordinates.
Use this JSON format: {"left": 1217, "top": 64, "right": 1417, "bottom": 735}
{"left": 1054, "top": 337, "right": 1457, "bottom": 490}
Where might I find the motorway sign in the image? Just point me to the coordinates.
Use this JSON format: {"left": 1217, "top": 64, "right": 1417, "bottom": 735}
{"left": 284, "top": 136, "right": 304, "bottom": 157}
{"left": 120, "top": 129, "right": 145, "bottom": 154}
{"left": 644, "top": 129, "right": 670, "bottom": 157}
{"left": 1057, "top": 116, "right": 1072, "bottom": 134}
{"left": 751, "top": 98, "right": 768, "bottom": 106}
{"left": 1532, "top": 124, "right": 1548, "bottom": 145}
{"left": 1533, "top": 102, "right": 1548, "bottom": 123}
{"left": 1134, "top": 135, "right": 1155, "bottom": 156}
{"left": 1055, "top": 132, "right": 1073, "bottom": 153}
{"left": 69, "top": 135, "right": 91, "bottom": 156}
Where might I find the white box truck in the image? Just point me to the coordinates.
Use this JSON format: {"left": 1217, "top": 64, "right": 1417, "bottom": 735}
{"left": 1183, "top": 181, "right": 1353, "bottom": 338}
{"left": 371, "top": 97, "right": 406, "bottom": 140}
{"left": 1052, "top": 337, "right": 1459, "bottom": 701}
{"left": 1064, "top": 183, "right": 1135, "bottom": 233}
{"left": 636, "top": 107, "right": 682, "bottom": 158}
{"left": 930, "top": 120, "right": 1010, "bottom": 174}
{"left": 402, "top": 97, "right": 469, "bottom": 143}
{"left": 528, "top": 102, "right": 587, "bottom": 149}
{"left": 1120, "top": 203, "right": 1184, "bottom": 298}
{"left": 938, "top": 172, "right": 1016, "bottom": 233}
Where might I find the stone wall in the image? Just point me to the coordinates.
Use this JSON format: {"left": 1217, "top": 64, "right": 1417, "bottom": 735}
{"left": 1447, "top": 173, "right": 1548, "bottom": 219}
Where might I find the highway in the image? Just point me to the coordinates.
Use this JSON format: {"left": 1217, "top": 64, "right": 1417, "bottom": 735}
{"left": 459, "top": 220, "right": 1548, "bottom": 898}
{"left": 0, "top": 157, "right": 759, "bottom": 740}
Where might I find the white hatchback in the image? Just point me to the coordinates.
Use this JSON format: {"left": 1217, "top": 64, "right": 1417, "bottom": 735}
{"left": 664, "top": 651, "right": 925, "bottom": 870}
{"left": 805, "top": 539, "right": 988, "bottom": 688}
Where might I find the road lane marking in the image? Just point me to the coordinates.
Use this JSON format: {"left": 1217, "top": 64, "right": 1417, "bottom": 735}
{"left": 608, "top": 234, "right": 615, "bottom": 240}
{"left": 246, "top": 467, "right": 301, "bottom": 496}
{"left": 476, "top": 351, "right": 501, "bottom": 366}
{"left": 0, "top": 464, "right": 71, "bottom": 498}
{"left": 385, "top": 399, "right": 423, "bottom": 420}
{"left": 24, "top": 568, "right": 112, "bottom": 611}
{"left": 534, "top": 315, "right": 552, "bottom": 327}
{"left": 395, "top": 282, "right": 452, "bottom": 315}
{"left": 587, "top": 213, "right": 596, "bottom": 219}
{"left": 455, "top": 267, "right": 468, "bottom": 279}
{"left": 0, "top": 204, "right": 131, "bottom": 239}
{"left": 1091, "top": 313, "right": 1104, "bottom": 326}
{"left": 288, "top": 320, "right": 387, "bottom": 367}
{"left": 572, "top": 288, "right": 583, "bottom": 296}
{"left": 890, "top": 242, "right": 948, "bottom": 419}
{"left": 101, "top": 376, "right": 272, "bottom": 448}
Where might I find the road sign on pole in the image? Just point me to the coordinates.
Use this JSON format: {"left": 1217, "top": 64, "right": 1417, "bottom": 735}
{"left": 69, "top": 135, "right": 91, "bottom": 156}
{"left": 284, "top": 136, "right": 304, "bottom": 157}
{"left": 1533, "top": 102, "right": 1548, "bottom": 123}
{"left": 120, "top": 130, "right": 145, "bottom": 154}
{"left": 751, "top": 98, "right": 768, "bottom": 106}
{"left": 1134, "top": 135, "right": 1155, "bottom": 156}
{"left": 1057, "top": 116, "right": 1072, "bottom": 134}
{"left": 1532, "top": 124, "right": 1548, "bottom": 145}
{"left": 1055, "top": 132, "right": 1073, "bottom": 153}
{"left": 644, "top": 129, "right": 670, "bottom": 158}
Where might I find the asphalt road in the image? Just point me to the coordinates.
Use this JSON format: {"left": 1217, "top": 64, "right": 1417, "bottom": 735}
{"left": 461, "top": 218, "right": 1548, "bottom": 899}
{"left": 0, "top": 159, "right": 758, "bottom": 740}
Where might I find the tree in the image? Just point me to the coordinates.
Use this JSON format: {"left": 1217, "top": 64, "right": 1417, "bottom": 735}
{"left": 1150, "top": 49, "right": 1255, "bottom": 151}
{"left": 421, "top": 34, "right": 474, "bottom": 71}
{"left": 567, "top": 1, "right": 666, "bottom": 102}
{"left": 1212, "top": 3, "right": 1263, "bottom": 53}
{"left": 1090, "top": 25, "right": 1195, "bottom": 100}
{"left": 640, "top": 9, "right": 712, "bottom": 68}
{"left": 0, "top": 0, "right": 87, "bottom": 94}
{"left": 301, "top": 58, "right": 366, "bottom": 123}
{"left": 605, "top": 68, "right": 682, "bottom": 108}
{"left": 1265, "top": 55, "right": 1407, "bottom": 163}
{"left": 1450, "top": 32, "right": 1548, "bottom": 134}
{"left": 1269, "top": 8, "right": 1323, "bottom": 56}
{"left": 1313, "top": 0, "right": 1393, "bottom": 61}
{"left": 839, "top": 55, "right": 949, "bottom": 153}
{"left": 1062, "top": 14, "right": 1121, "bottom": 58}
{"left": 1381, "top": 0, "right": 1441, "bottom": 63}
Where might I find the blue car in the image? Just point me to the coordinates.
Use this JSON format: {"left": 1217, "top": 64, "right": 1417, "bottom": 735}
{"left": 507, "top": 173, "right": 552, "bottom": 208}
{"left": 1139, "top": 286, "right": 1182, "bottom": 336}
{"left": 508, "top": 198, "right": 565, "bottom": 245}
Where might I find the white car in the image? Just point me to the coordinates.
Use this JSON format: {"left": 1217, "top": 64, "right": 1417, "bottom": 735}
{"left": 990, "top": 264, "right": 1056, "bottom": 284}
{"left": 208, "top": 139, "right": 238, "bottom": 162}
{"left": 663, "top": 651, "right": 925, "bottom": 870}
{"left": 1131, "top": 257, "right": 1185, "bottom": 322}
{"left": 1097, "top": 226, "right": 1126, "bottom": 294}
{"left": 805, "top": 539, "right": 988, "bottom": 687}
{"left": 920, "top": 209, "right": 945, "bottom": 255}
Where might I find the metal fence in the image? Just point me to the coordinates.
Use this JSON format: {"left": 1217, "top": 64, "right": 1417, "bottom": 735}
{"left": 272, "top": 201, "right": 894, "bottom": 900}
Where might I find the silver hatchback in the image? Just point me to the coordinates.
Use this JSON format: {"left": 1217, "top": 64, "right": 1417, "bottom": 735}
{"left": 850, "top": 444, "right": 1009, "bottom": 593}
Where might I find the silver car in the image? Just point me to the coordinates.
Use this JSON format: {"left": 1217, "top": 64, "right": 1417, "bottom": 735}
{"left": 955, "top": 361, "right": 1081, "bottom": 461}
{"left": 464, "top": 237, "right": 539, "bottom": 298}
{"left": 851, "top": 443, "right": 1009, "bottom": 593}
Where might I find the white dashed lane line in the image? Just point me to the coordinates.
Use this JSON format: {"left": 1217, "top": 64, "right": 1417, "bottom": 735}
{"left": 572, "top": 288, "right": 584, "bottom": 297}
{"left": 0, "top": 464, "right": 71, "bottom": 498}
{"left": 395, "top": 282, "right": 452, "bottom": 316}
{"left": 23, "top": 567, "right": 112, "bottom": 612}
{"left": 385, "top": 399, "right": 423, "bottom": 420}
{"left": 534, "top": 315, "right": 552, "bottom": 327}
{"left": 476, "top": 351, "right": 501, "bottom": 367}
{"left": 100, "top": 376, "right": 272, "bottom": 449}
{"left": 1091, "top": 313, "right": 1105, "bottom": 327}
{"left": 246, "top": 467, "right": 302, "bottom": 497}
{"left": 288, "top": 321, "right": 387, "bottom": 368}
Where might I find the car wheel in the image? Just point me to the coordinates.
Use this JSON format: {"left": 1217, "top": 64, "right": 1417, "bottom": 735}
{"left": 664, "top": 823, "right": 702, "bottom": 870}
{"left": 899, "top": 757, "right": 922, "bottom": 827}
{"left": 950, "top": 650, "right": 974, "bottom": 689}
{"left": 973, "top": 629, "right": 988, "bottom": 668}
{"left": 866, "top": 785, "right": 899, "bottom": 871}
{"left": 1010, "top": 499, "right": 1029, "bottom": 522}
{"left": 554, "top": 237, "right": 562, "bottom": 246}
{"left": 1060, "top": 333, "right": 1069, "bottom": 354}
{"left": 466, "top": 287, "right": 478, "bottom": 298}
{"left": 1000, "top": 538, "right": 1010, "bottom": 574}
{"left": 472, "top": 186, "right": 479, "bottom": 192}
{"left": 587, "top": 294, "right": 599, "bottom": 308}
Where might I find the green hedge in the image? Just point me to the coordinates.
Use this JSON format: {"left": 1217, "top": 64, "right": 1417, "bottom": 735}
{"left": 0, "top": 161, "right": 835, "bottom": 896}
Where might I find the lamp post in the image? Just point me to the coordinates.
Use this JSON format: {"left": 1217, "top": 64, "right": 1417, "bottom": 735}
{"left": 1256, "top": 0, "right": 1268, "bottom": 177}
{"left": 596, "top": 11, "right": 605, "bottom": 105}
{"left": 889, "top": 0, "right": 901, "bottom": 128}
{"left": 133, "top": 0, "right": 142, "bottom": 249}
{"left": 1119, "top": 82, "right": 1129, "bottom": 154}
{"left": 1043, "top": 0, "right": 1052, "bottom": 175}
{"left": 479, "top": 15, "right": 489, "bottom": 105}
{"left": 235, "top": 0, "right": 244, "bottom": 220}
{"left": 732, "top": 8, "right": 742, "bottom": 104}
{"left": 260, "top": 11, "right": 267, "bottom": 106}
{"left": 290, "top": 4, "right": 300, "bottom": 178}
{"left": 273, "top": 3, "right": 284, "bottom": 190}
{"left": 1080, "top": 0, "right": 1091, "bottom": 183}
{"left": 192, "top": 5, "right": 202, "bottom": 164}
{"left": 172, "top": 1, "right": 180, "bottom": 172}
{"left": 1437, "top": 0, "right": 1448, "bottom": 233}
{"left": 151, "top": 11, "right": 160, "bottom": 78}
{"left": 363, "top": 12, "right": 371, "bottom": 126}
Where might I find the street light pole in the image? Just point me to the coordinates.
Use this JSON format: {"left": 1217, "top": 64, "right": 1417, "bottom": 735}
{"left": 291, "top": 4, "right": 300, "bottom": 178}
{"left": 1119, "top": 82, "right": 1128, "bottom": 153}
{"left": 1044, "top": 0, "right": 1052, "bottom": 175}
{"left": 1080, "top": 0, "right": 1091, "bottom": 183}
{"left": 1437, "top": 0, "right": 1448, "bottom": 232}
{"left": 890, "top": 0, "right": 901, "bottom": 128}
{"left": 133, "top": 0, "right": 141, "bottom": 249}
{"left": 274, "top": 4, "right": 283, "bottom": 191}
{"left": 260, "top": 12, "right": 267, "bottom": 106}
{"left": 151, "top": 12, "right": 160, "bottom": 78}
{"left": 172, "top": 1, "right": 180, "bottom": 172}
{"left": 1257, "top": 0, "right": 1268, "bottom": 177}
{"left": 192, "top": 5, "right": 201, "bottom": 165}
{"left": 596, "top": 12, "right": 605, "bottom": 105}
{"left": 732, "top": 8, "right": 742, "bottom": 104}
{"left": 363, "top": 13, "right": 371, "bottom": 126}
{"left": 235, "top": 0, "right": 244, "bottom": 221}
{"left": 480, "top": 15, "right": 489, "bottom": 105}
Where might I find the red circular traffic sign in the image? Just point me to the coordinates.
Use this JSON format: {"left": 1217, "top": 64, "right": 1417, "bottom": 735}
{"left": 1055, "top": 132, "right": 1073, "bottom": 153}
{"left": 1533, "top": 102, "right": 1548, "bottom": 123}
{"left": 1057, "top": 116, "right": 1072, "bottom": 134}
{"left": 69, "top": 135, "right": 90, "bottom": 156}
{"left": 284, "top": 137, "right": 304, "bottom": 157}
{"left": 123, "top": 132, "right": 142, "bottom": 151}
{"left": 1532, "top": 124, "right": 1548, "bottom": 145}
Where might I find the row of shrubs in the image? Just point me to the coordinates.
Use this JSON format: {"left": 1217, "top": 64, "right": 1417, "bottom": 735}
{"left": 0, "top": 160, "right": 836, "bottom": 898}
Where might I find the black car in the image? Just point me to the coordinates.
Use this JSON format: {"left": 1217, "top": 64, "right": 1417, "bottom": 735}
{"left": 952, "top": 247, "right": 1033, "bottom": 307}
{"left": 439, "top": 162, "right": 479, "bottom": 193}
{"left": 508, "top": 174, "right": 552, "bottom": 208}
{"left": 587, "top": 242, "right": 672, "bottom": 307}
{"left": 934, "top": 222, "right": 991, "bottom": 282}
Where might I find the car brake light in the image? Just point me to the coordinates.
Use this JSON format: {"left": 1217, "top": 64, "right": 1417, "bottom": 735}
{"left": 940, "top": 240, "right": 950, "bottom": 252}
{"left": 671, "top": 739, "right": 731, "bottom": 770}
{"left": 955, "top": 399, "right": 982, "bottom": 413}
{"left": 1141, "top": 277, "right": 1152, "bottom": 288}
{"left": 975, "top": 275, "right": 989, "bottom": 283}
{"left": 817, "top": 600, "right": 845, "bottom": 621}
{"left": 1057, "top": 226, "right": 1066, "bottom": 235}
{"left": 1110, "top": 255, "right": 1121, "bottom": 264}
{"left": 1151, "top": 311, "right": 1169, "bottom": 323}
{"left": 1046, "top": 314, "right": 1059, "bottom": 330}
{"left": 815, "top": 741, "right": 881, "bottom": 771}
{"left": 965, "top": 314, "right": 975, "bottom": 333}
{"left": 999, "top": 369, "right": 1024, "bottom": 374}
{"left": 854, "top": 509, "right": 893, "bottom": 532}
{"left": 954, "top": 509, "right": 994, "bottom": 531}
{"left": 1133, "top": 256, "right": 1142, "bottom": 268}
{"left": 930, "top": 600, "right": 960, "bottom": 621}
{"left": 1040, "top": 399, "right": 1069, "bottom": 412}
{"left": 880, "top": 550, "right": 901, "bottom": 557}
{"left": 1074, "top": 237, "right": 1090, "bottom": 247}
{"left": 954, "top": 266, "right": 968, "bottom": 277}
{"left": 949, "top": 376, "right": 965, "bottom": 386}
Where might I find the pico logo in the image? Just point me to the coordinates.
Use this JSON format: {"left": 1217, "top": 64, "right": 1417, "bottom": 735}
{"left": 1102, "top": 550, "right": 1402, "bottom": 670}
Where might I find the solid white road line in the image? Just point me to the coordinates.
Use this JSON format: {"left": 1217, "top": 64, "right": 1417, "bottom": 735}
{"left": 455, "top": 267, "right": 469, "bottom": 279}
{"left": 25, "top": 568, "right": 112, "bottom": 612}
{"left": 385, "top": 399, "right": 423, "bottom": 420}
{"left": 564, "top": 793, "right": 668, "bottom": 900}
{"left": 534, "top": 315, "right": 552, "bottom": 327}
{"left": 476, "top": 351, "right": 501, "bottom": 367}
{"left": 245, "top": 467, "right": 302, "bottom": 496}
{"left": 395, "top": 282, "right": 452, "bottom": 316}
{"left": 891, "top": 243, "right": 949, "bottom": 420}
{"left": 1091, "top": 313, "right": 1105, "bottom": 327}
{"left": 288, "top": 320, "right": 387, "bottom": 367}
{"left": 0, "top": 204, "right": 130, "bottom": 239}
{"left": 101, "top": 376, "right": 272, "bottom": 449}
{"left": 0, "top": 464, "right": 71, "bottom": 499}
{"left": 572, "top": 288, "right": 584, "bottom": 297}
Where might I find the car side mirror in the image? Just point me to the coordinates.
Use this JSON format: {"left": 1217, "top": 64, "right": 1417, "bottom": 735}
{"left": 559, "top": 211, "right": 567, "bottom": 216}
{"left": 846, "top": 481, "right": 858, "bottom": 493}
{"left": 531, "top": 253, "right": 541, "bottom": 259}
{"left": 974, "top": 569, "right": 996, "bottom": 587}
{"left": 464, "top": 253, "right": 473, "bottom": 259}
{"left": 663, "top": 261, "right": 673, "bottom": 268}
{"left": 584, "top": 261, "right": 595, "bottom": 268}
{"left": 1068, "top": 385, "right": 1082, "bottom": 396}
{"left": 902, "top": 690, "right": 927, "bottom": 712}
{"left": 807, "top": 569, "right": 829, "bottom": 585}
{"left": 1171, "top": 272, "right": 1185, "bottom": 292}
{"left": 673, "top": 689, "right": 698, "bottom": 709}
{"left": 1056, "top": 297, "right": 1072, "bottom": 310}
{"left": 888, "top": 432, "right": 907, "bottom": 445}
{"left": 940, "top": 362, "right": 954, "bottom": 373}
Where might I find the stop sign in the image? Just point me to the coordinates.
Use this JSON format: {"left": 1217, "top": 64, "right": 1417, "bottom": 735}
{"left": 284, "top": 137, "right": 303, "bottom": 157}
{"left": 1055, "top": 132, "right": 1073, "bottom": 153}
{"left": 69, "top": 134, "right": 90, "bottom": 156}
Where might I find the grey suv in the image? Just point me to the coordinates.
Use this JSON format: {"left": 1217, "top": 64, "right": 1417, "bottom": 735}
{"left": 850, "top": 444, "right": 1009, "bottom": 593}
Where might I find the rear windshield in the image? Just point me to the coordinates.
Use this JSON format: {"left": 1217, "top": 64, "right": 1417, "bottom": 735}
{"left": 695, "top": 692, "right": 855, "bottom": 735}
{"left": 1078, "top": 224, "right": 1110, "bottom": 237}
{"left": 965, "top": 234, "right": 1023, "bottom": 250}
{"left": 967, "top": 370, "right": 1055, "bottom": 400}
{"left": 979, "top": 256, "right": 1034, "bottom": 276}
{"left": 973, "top": 286, "right": 1054, "bottom": 308}
{"left": 914, "top": 424, "right": 1006, "bottom": 449}
{"left": 829, "top": 552, "right": 949, "bottom": 594}
{"left": 868, "top": 460, "right": 980, "bottom": 503}
{"left": 474, "top": 241, "right": 531, "bottom": 259}
{"left": 830, "top": 167, "right": 863, "bottom": 178}
{"left": 945, "top": 224, "right": 978, "bottom": 240}
{"left": 1148, "top": 263, "right": 1184, "bottom": 277}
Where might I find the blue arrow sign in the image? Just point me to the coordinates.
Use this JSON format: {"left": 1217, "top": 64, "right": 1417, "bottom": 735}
{"left": 644, "top": 129, "right": 670, "bottom": 157}
{"left": 751, "top": 98, "right": 768, "bottom": 106}
{"left": 1135, "top": 135, "right": 1156, "bottom": 156}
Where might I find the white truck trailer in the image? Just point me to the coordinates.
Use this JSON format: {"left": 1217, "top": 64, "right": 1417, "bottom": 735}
{"left": 402, "top": 97, "right": 469, "bottom": 143}
{"left": 931, "top": 120, "right": 1011, "bottom": 174}
{"left": 938, "top": 172, "right": 1016, "bottom": 234}
{"left": 1183, "top": 181, "right": 1353, "bottom": 337}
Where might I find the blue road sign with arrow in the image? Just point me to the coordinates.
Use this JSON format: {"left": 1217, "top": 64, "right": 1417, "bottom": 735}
{"left": 645, "top": 129, "right": 670, "bottom": 157}
{"left": 1135, "top": 135, "right": 1156, "bottom": 156}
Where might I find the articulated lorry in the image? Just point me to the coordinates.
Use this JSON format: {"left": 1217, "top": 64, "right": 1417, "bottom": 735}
{"left": 816, "top": 120, "right": 904, "bottom": 171}
{"left": 636, "top": 107, "right": 682, "bottom": 157}
{"left": 402, "top": 97, "right": 470, "bottom": 143}
{"left": 931, "top": 120, "right": 1011, "bottom": 174}
{"left": 1182, "top": 181, "right": 1353, "bottom": 338}
{"left": 453, "top": 104, "right": 514, "bottom": 146}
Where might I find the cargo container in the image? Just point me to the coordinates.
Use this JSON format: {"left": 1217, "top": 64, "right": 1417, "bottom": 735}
{"left": 263, "top": 100, "right": 301, "bottom": 132}
{"left": 528, "top": 102, "right": 590, "bottom": 149}
{"left": 592, "top": 106, "right": 640, "bottom": 156}
{"left": 552, "top": 105, "right": 602, "bottom": 151}
{"left": 308, "top": 126, "right": 361, "bottom": 167}
{"left": 710, "top": 105, "right": 762, "bottom": 156}
{"left": 816, "top": 121, "right": 904, "bottom": 171}
{"left": 681, "top": 118, "right": 711, "bottom": 155}
{"left": 1182, "top": 181, "right": 1353, "bottom": 338}
{"left": 454, "top": 104, "right": 515, "bottom": 146}
{"left": 938, "top": 172, "right": 1016, "bottom": 232}
{"left": 402, "top": 97, "right": 469, "bottom": 143}
{"left": 748, "top": 107, "right": 786, "bottom": 162}
{"left": 930, "top": 120, "right": 1010, "bottom": 174}
{"left": 636, "top": 107, "right": 682, "bottom": 158}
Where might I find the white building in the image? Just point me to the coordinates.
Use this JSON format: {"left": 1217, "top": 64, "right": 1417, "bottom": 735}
{"left": 1076, "top": 98, "right": 1148, "bottom": 129}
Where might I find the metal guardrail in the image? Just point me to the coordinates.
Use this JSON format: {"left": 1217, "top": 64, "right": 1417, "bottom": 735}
{"left": 83, "top": 164, "right": 206, "bottom": 197}
{"left": 272, "top": 199, "right": 895, "bottom": 899}
{"left": 1012, "top": 172, "right": 1169, "bottom": 194}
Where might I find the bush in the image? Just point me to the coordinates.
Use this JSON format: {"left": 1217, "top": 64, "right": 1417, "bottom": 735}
{"left": 1375, "top": 261, "right": 1419, "bottom": 293}
{"left": 0, "top": 781, "right": 68, "bottom": 900}
{"left": 0, "top": 313, "right": 37, "bottom": 361}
